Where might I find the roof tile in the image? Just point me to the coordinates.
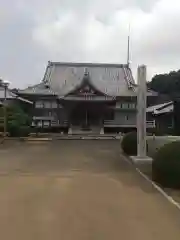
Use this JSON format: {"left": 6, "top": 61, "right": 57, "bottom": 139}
{"left": 45, "top": 62, "right": 136, "bottom": 97}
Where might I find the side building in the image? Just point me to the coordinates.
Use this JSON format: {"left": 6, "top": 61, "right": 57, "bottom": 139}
{"left": 17, "top": 62, "right": 158, "bottom": 134}
{"left": 147, "top": 101, "right": 174, "bottom": 134}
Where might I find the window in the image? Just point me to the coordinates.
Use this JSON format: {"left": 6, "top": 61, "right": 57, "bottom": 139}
{"left": 52, "top": 101, "right": 57, "bottom": 108}
{"left": 41, "top": 101, "right": 58, "bottom": 108}
{"left": 122, "top": 103, "right": 128, "bottom": 109}
{"left": 43, "top": 121, "right": 50, "bottom": 127}
{"left": 116, "top": 102, "right": 136, "bottom": 109}
{"left": 133, "top": 103, "right": 136, "bottom": 109}
{"left": 128, "top": 103, "right": 135, "bottom": 109}
{"left": 120, "top": 102, "right": 136, "bottom": 109}
{"left": 44, "top": 101, "right": 51, "bottom": 108}
{"left": 37, "top": 121, "right": 43, "bottom": 127}
{"left": 35, "top": 101, "right": 44, "bottom": 108}
{"left": 125, "top": 115, "right": 129, "bottom": 121}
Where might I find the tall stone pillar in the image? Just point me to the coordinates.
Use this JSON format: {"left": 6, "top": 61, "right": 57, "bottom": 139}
{"left": 137, "top": 65, "right": 147, "bottom": 158}
{"left": 131, "top": 65, "right": 152, "bottom": 163}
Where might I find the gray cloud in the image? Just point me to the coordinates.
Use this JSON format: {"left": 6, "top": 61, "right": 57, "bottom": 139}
{"left": 0, "top": 0, "right": 179, "bottom": 87}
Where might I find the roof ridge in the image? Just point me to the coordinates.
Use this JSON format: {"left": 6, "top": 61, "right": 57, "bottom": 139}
{"left": 23, "top": 83, "right": 42, "bottom": 90}
{"left": 48, "top": 61, "right": 129, "bottom": 68}
{"left": 157, "top": 101, "right": 173, "bottom": 111}
{"left": 122, "top": 66, "right": 135, "bottom": 90}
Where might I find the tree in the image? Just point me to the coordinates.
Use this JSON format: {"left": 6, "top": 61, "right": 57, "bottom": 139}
{"left": 0, "top": 104, "right": 31, "bottom": 137}
{"left": 148, "top": 70, "right": 180, "bottom": 97}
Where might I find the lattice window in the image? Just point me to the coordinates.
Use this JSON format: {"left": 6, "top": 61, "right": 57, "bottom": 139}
{"left": 44, "top": 101, "right": 51, "bottom": 108}
{"left": 37, "top": 121, "right": 43, "bottom": 127}
{"left": 51, "top": 101, "right": 58, "bottom": 108}
{"left": 43, "top": 121, "right": 50, "bottom": 127}
{"left": 125, "top": 115, "right": 129, "bottom": 121}
{"left": 128, "top": 103, "right": 136, "bottom": 109}
{"left": 122, "top": 103, "right": 128, "bottom": 109}
{"left": 35, "top": 101, "right": 44, "bottom": 108}
{"left": 116, "top": 102, "right": 136, "bottom": 109}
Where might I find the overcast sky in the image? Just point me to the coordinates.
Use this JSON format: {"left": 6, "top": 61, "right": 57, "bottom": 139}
{"left": 0, "top": 0, "right": 180, "bottom": 88}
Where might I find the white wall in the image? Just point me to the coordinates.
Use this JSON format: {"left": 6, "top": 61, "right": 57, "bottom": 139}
{"left": 114, "top": 111, "right": 136, "bottom": 125}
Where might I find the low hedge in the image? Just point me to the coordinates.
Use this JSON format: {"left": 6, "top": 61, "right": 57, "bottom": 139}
{"left": 152, "top": 141, "right": 180, "bottom": 188}
{"left": 121, "top": 131, "right": 137, "bottom": 156}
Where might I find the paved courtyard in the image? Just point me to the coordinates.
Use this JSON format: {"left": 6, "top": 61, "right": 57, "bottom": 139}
{"left": 0, "top": 140, "right": 180, "bottom": 240}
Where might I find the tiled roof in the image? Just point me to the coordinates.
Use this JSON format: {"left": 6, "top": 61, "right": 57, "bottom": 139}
{"left": 18, "top": 83, "right": 56, "bottom": 96}
{"left": 154, "top": 104, "right": 173, "bottom": 114}
{"left": 0, "top": 86, "right": 32, "bottom": 104}
{"left": 43, "top": 62, "right": 136, "bottom": 97}
{"left": 18, "top": 61, "right": 158, "bottom": 98}
{"left": 147, "top": 101, "right": 173, "bottom": 114}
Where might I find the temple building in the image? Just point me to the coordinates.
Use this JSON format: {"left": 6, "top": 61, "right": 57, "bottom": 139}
{"left": 17, "top": 62, "right": 157, "bottom": 134}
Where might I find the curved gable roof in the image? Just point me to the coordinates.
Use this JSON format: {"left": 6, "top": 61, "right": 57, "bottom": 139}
{"left": 18, "top": 62, "right": 158, "bottom": 98}
{"left": 43, "top": 62, "right": 136, "bottom": 97}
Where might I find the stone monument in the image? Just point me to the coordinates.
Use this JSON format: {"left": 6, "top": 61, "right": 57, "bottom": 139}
{"left": 131, "top": 65, "right": 152, "bottom": 164}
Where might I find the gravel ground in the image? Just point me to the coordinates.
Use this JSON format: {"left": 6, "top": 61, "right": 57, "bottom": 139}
{"left": 0, "top": 140, "right": 180, "bottom": 240}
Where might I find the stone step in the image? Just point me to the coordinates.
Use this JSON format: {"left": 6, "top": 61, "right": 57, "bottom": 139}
{"left": 71, "top": 126, "right": 102, "bottom": 135}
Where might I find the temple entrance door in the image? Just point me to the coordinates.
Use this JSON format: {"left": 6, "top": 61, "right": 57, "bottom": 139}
{"left": 70, "top": 102, "right": 104, "bottom": 127}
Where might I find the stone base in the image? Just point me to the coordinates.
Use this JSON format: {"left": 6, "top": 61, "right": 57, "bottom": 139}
{"left": 68, "top": 128, "right": 72, "bottom": 135}
{"left": 130, "top": 156, "right": 152, "bottom": 165}
{"left": 100, "top": 128, "right": 104, "bottom": 135}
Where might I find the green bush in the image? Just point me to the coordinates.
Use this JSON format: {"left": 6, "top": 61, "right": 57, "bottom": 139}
{"left": 1, "top": 104, "right": 32, "bottom": 137}
{"left": 8, "top": 120, "right": 21, "bottom": 137}
{"left": 152, "top": 141, "right": 180, "bottom": 188}
{"left": 19, "top": 126, "right": 30, "bottom": 137}
{"left": 8, "top": 122, "right": 30, "bottom": 137}
{"left": 121, "top": 131, "right": 137, "bottom": 155}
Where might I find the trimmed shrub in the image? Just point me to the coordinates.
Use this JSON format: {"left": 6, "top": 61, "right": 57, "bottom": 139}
{"left": 19, "top": 126, "right": 30, "bottom": 137}
{"left": 121, "top": 131, "right": 137, "bottom": 155}
{"left": 4, "top": 104, "right": 32, "bottom": 137}
{"left": 152, "top": 141, "right": 180, "bottom": 188}
{"left": 8, "top": 121, "right": 30, "bottom": 137}
{"left": 8, "top": 120, "right": 21, "bottom": 137}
